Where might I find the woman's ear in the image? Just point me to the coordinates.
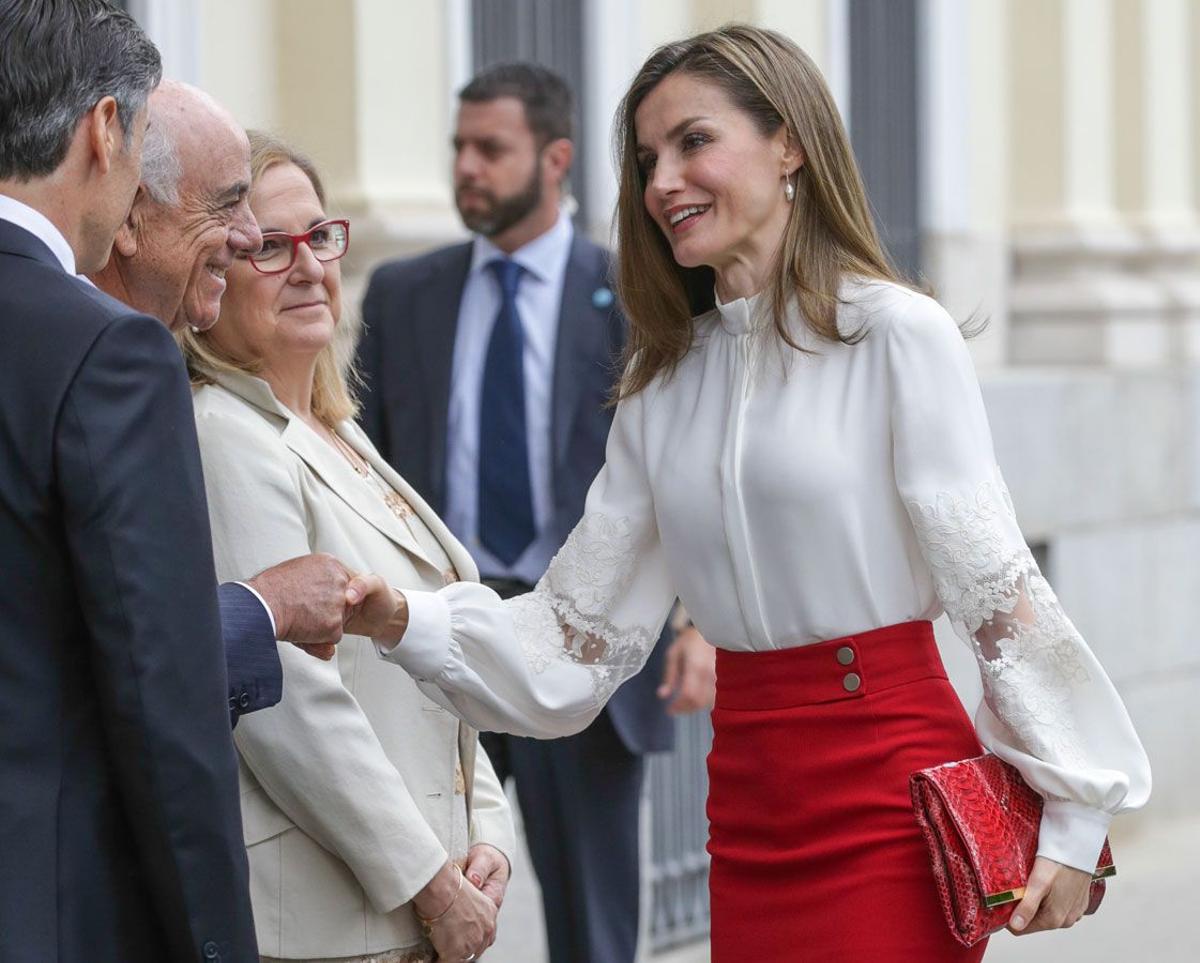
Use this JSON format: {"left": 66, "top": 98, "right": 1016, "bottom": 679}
{"left": 783, "top": 132, "right": 806, "bottom": 178}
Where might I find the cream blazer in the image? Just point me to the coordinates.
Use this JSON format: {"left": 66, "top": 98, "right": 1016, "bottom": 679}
{"left": 191, "top": 369, "right": 514, "bottom": 960}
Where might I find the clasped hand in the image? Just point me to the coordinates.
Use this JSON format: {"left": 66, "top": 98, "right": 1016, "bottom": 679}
{"left": 247, "top": 553, "right": 407, "bottom": 659}
{"left": 414, "top": 846, "right": 510, "bottom": 960}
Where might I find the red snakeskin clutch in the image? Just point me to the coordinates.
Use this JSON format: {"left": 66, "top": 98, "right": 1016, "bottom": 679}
{"left": 910, "top": 753, "right": 1115, "bottom": 947}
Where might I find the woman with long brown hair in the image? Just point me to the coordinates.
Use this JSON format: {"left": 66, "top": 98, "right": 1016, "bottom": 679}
{"left": 376, "top": 24, "right": 1150, "bottom": 961}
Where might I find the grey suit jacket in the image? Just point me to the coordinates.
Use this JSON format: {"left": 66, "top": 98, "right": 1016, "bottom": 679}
{"left": 357, "top": 233, "right": 674, "bottom": 755}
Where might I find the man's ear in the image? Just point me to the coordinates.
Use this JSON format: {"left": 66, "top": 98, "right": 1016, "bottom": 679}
{"left": 542, "top": 137, "right": 574, "bottom": 186}
{"left": 112, "top": 186, "right": 146, "bottom": 258}
{"left": 86, "top": 96, "right": 122, "bottom": 176}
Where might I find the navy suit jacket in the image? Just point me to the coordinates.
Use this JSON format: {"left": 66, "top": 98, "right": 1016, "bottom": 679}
{"left": 219, "top": 582, "right": 281, "bottom": 726}
{"left": 357, "top": 234, "right": 674, "bottom": 755}
{"left": 0, "top": 220, "right": 258, "bottom": 962}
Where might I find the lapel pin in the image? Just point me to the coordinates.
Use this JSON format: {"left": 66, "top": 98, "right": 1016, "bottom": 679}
{"left": 591, "top": 287, "right": 614, "bottom": 310}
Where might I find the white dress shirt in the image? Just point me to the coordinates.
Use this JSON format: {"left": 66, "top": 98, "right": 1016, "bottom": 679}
{"left": 391, "top": 277, "right": 1151, "bottom": 876}
{"left": 444, "top": 209, "right": 574, "bottom": 585}
{"left": 0, "top": 194, "right": 77, "bottom": 273}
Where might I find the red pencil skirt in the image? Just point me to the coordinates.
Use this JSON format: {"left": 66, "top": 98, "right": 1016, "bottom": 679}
{"left": 707, "top": 620, "right": 989, "bottom": 962}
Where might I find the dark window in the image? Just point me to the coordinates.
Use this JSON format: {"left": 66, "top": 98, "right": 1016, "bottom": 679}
{"left": 1030, "top": 541, "right": 1051, "bottom": 580}
{"left": 848, "top": 0, "right": 921, "bottom": 279}
{"left": 470, "top": 0, "right": 589, "bottom": 224}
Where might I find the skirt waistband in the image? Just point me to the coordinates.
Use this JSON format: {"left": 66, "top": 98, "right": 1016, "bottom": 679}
{"left": 714, "top": 620, "right": 944, "bottom": 711}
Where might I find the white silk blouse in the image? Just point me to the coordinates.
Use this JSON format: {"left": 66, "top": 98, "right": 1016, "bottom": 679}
{"left": 385, "top": 277, "right": 1152, "bottom": 874}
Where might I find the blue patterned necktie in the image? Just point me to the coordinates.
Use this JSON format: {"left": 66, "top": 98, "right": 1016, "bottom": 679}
{"left": 478, "top": 257, "right": 536, "bottom": 565}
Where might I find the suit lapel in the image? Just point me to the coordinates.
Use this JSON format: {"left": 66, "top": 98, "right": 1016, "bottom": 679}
{"left": 459, "top": 723, "right": 477, "bottom": 812}
{"left": 340, "top": 422, "right": 481, "bottom": 582}
{"left": 209, "top": 368, "right": 436, "bottom": 566}
{"left": 282, "top": 419, "right": 435, "bottom": 567}
{"left": 551, "top": 237, "right": 609, "bottom": 472}
{"left": 412, "top": 244, "right": 472, "bottom": 511}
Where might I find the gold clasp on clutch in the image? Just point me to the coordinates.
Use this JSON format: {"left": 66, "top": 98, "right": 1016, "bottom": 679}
{"left": 984, "top": 887, "right": 1025, "bottom": 908}
{"left": 985, "top": 863, "right": 1116, "bottom": 909}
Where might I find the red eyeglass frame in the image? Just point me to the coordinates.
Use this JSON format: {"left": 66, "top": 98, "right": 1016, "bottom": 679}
{"left": 247, "top": 218, "right": 351, "bottom": 275}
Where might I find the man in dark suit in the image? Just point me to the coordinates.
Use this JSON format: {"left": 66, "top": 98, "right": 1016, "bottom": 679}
{"left": 0, "top": 3, "right": 396, "bottom": 959}
{"left": 0, "top": 5, "right": 258, "bottom": 959}
{"left": 358, "top": 63, "right": 715, "bottom": 963}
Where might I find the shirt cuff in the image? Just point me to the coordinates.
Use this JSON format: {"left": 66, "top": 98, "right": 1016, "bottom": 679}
{"left": 233, "top": 580, "right": 278, "bottom": 638}
{"left": 1036, "top": 800, "right": 1113, "bottom": 873}
{"left": 374, "top": 590, "right": 452, "bottom": 680}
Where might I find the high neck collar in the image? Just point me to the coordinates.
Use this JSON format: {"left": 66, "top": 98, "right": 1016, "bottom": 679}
{"left": 714, "top": 289, "right": 769, "bottom": 336}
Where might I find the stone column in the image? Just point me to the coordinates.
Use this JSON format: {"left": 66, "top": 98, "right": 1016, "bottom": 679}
{"left": 260, "top": 0, "right": 464, "bottom": 296}
{"left": 754, "top": 0, "right": 847, "bottom": 121}
{"left": 579, "top": 0, "right": 702, "bottom": 240}
{"left": 130, "top": 0, "right": 202, "bottom": 85}
{"left": 1007, "top": 0, "right": 1167, "bottom": 367}
{"left": 919, "top": 0, "right": 1009, "bottom": 368}
{"left": 1113, "top": 0, "right": 1200, "bottom": 362}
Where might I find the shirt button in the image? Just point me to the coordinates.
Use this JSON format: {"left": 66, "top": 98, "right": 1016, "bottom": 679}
{"left": 202, "top": 941, "right": 220, "bottom": 960}
{"left": 842, "top": 672, "right": 862, "bottom": 693}
{"left": 836, "top": 646, "right": 855, "bottom": 666}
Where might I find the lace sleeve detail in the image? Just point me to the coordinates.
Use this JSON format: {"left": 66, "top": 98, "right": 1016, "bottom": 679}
{"left": 885, "top": 298, "right": 1149, "bottom": 866}
{"left": 906, "top": 477, "right": 1092, "bottom": 771}
{"left": 509, "top": 512, "right": 661, "bottom": 708}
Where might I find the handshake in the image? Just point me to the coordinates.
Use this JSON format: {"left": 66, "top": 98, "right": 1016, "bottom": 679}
{"left": 246, "top": 553, "right": 411, "bottom": 659}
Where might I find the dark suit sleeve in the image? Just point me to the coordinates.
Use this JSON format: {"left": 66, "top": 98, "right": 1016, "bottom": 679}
{"left": 356, "top": 270, "right": 389, "bottom": 457}
{"left": 218, "top": 581, "right": 282, "bottom": 727}
{"left": 55, "top": 314, "right": 257, "bottom": 962}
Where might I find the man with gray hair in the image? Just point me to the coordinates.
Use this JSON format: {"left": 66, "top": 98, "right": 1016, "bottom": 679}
{"left": 92, "top": 79, "right": 259, "bottom": 332}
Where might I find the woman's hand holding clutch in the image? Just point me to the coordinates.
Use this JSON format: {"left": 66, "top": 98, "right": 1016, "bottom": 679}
{"left": 1007, "top": 856, "right": 1093, "bottom": 935}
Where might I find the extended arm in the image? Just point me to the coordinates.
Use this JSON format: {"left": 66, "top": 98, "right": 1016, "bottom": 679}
{"left": 380, "top": 389, "right": 678, "bottom": 737}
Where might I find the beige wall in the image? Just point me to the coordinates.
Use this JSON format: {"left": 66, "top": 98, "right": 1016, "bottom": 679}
{"left": 198, "top": 0, "right": 280, "bottom": 132}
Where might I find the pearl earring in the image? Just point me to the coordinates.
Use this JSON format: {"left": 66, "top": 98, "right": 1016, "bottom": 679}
{"left": 784, "top": 177, "right": 795, "bottom": 202}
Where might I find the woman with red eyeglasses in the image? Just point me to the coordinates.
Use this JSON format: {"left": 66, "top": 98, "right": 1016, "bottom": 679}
{"left": 176, "top": 132, "right": 515, "bottom": 963}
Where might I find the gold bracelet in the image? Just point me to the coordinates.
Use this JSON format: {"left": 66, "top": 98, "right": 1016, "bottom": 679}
{"left": 415, "top": 863, "right": 463, "bottom": 932}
